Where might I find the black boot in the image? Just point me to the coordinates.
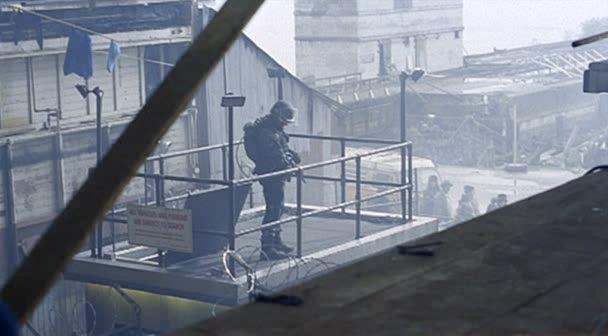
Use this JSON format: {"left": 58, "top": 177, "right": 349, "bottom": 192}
{"left": 260, "top": 247, "right": 288, "bottom": 261}
{"left": 260, "top": 233, "right": 288, "bottom": 261}
{"left": 273, "top": 232, "right": 293, "bottom": 254}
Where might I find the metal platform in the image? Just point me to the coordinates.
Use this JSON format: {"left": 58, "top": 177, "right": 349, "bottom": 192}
{"left": 65, "top": 210, "right": 438, "bottom": 306}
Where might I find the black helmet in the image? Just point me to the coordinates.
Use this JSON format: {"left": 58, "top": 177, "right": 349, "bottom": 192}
{"left": 270, "top": 100, "right": 296, "bottom": 124}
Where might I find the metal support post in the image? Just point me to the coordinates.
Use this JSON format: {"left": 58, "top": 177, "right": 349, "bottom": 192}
{"left": 400, "top": 145, "right": 407, "bottom": 222}
{"left": 87, "top": 168, "right": 96, "bottom": 257}
{"left": 296, "top": 169, "right": 303, "bottom": 257}
{"left": 2, "top": 141, "right": 18, "bottom": 273}
{"left": 228, "top": 107, "right": 235, "bottom": 181}
{"left": 154, "top": 176, "right": 165, "bottom": 267}
{"left": 158, "top": 157, "right": 165, "bottom": 205}
{"left": 95, "top": 93, "right": 103, "bottom": 164}
{"left": 221, "top": 146, "right": 228, "bottom": 181}
{"left": 277, "top": 77, "right": 284, "bottom": 100}
{"left": 340, "top": 140, "right": 346, "bottom": 214}
{"left": 355, "top": 157, "right": 362, "bottom": 239}
{"left": 228, "top": 181, "right": 236, "bottom": 275}
{"left": 249, "top": 188, "right": 254, "bottom": 208}
{"left": 400, "top": 73, "right": 408, "bottom": 222}
{"left": 407, "top": 144, "right": 413, "bottom": 222}
{"left": 144, "top": 161, "right": 152, "bottom": 204}
{"left": 400, "top": 72, "right": 407, "bottom": 144}
{"left": 110, "top": 206, "right": 116, "bottom": 258}
{"left": 413, "top": 168, "right": 419, "bottom": 216}
{"left": 96, "top": 118, "right": 103, "bottom": 259}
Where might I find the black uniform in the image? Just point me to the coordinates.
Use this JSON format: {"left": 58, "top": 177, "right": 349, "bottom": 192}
{"left": 251, "top": 114, "right": 299, "bottom": 252}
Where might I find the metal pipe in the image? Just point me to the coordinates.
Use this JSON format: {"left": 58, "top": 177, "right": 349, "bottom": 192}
{"left": 278, "top": 77, "right": 284, "bottom": 100}
{"left": 144, "top": 133, "right": 396, "bottom": 164}
{"left": 221, "top": 146, "right": 228, "bottom": 181}
{"left": 110, "top": 207, "right": 116, "bottom": 256}
{"left": 249, "top": 188, "right": 254, "bottom": 208}
{"left": 340, "top": 140, "right": 347, "bottom": 214}
{"left": 95, "top": 91, "right": 104, "bottom": 259}
{"left": 355, "top": 157, "right": 362, "bottom": 239}
{"left": 296, "top": 169, "right": 303, "bottom": 257}
{"left": 134, "top": 173, "right": 231, "bottom": 186}
{"left": 228, "top": 106, "right": 235, "bottom": 181}
{"left": 147, "top": 140, "right": 244, "bottom": 162}
{"left": 400, "top": 72, "right": 407, "bottom": 144}
{"left": 159, "top": 157, "right": 165, "bottom": 205}
{"left": 236, "top": 142, "right": 411, "bottom": 185}
{"left": 155, "top": 176, "right": 164, "bottom": 267}
{"left": 289, "top": 133, "right": 400, "bottom": 145}
{"left": 144, "top": 161, "right": 152, "bottom": 206}
{"left": 302, "top": 174, "right": 402, "bottom": 187}
{"left": 235, "top": 185, "right": 410, "bottom": 237}
{"left": 95, "top": 92, "right": 103, "bottom": 164}
{"left": 2, "top": 141, "right": 18, "bottom": 273}
{"left": 400, "top": 148, "right": 407, "bottom": 222}
{"left": 228, "top": 181, "right": 236, "bottom": 275}
{"left": 408, "top": 144, "right": 413, "bottom": 222}
{"left": 87, "top": 168, "right": 96, "bottom": 257}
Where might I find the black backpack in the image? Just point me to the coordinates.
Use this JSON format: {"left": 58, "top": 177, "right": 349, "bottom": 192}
{"left": 243, "top": 122, "right": 261, "bottom": 164}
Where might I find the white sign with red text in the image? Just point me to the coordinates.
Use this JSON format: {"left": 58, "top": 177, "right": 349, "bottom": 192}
{"left": 127, "top": 204, "right": 193, "bottom": 253}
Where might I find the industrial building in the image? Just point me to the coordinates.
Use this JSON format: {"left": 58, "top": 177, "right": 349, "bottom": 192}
{"left": 316, "top": 40, "right": 608, "bottom": 169}
{"left": 295, "top": 0, "right": 464, "bottom": 82}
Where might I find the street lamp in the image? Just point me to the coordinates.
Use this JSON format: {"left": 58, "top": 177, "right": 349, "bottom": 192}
{"left": 75, "top": 84, "right": 104, "bottom": 164}
{"left": 399, "top": 69, "right": 425, "bottom": 143}
{"left": 221, "top": 93, "right": 246, "bottom": 275}
{"left": 75, "top": 84, "right": 104, "bottom": 258}
{"left": 399, "top": 68, "right": 424, "bottom": 222}
{"left": 267, "top": 67, "right": 286, "bottom": 100}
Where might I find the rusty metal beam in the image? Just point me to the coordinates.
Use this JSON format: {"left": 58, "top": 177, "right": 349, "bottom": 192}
{"left": 0, "top": 0, "right": 265, "bottom": 324}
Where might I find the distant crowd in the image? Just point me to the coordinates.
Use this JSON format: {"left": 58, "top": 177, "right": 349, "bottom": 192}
{"left": 419, "top": 176, "right": 508, "bottom": 226}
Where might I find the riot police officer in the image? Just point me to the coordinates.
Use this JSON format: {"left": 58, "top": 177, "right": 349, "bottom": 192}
{"left": 247, "top": 100, "right": 300, "bottom": 260}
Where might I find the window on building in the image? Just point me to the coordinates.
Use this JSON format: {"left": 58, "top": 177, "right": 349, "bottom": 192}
{"left": 403, "top": 37, "right": 411, "bottom": 47}
{"left": 455, "top": 31, "right": 461, "bottom": 39}
{"left": 394, "top": 0, "right": 413, "bottom": 10}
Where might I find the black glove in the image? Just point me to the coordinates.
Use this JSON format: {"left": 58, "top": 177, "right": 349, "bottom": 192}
{"left": 287, "top": 150, "right": 301, "bottom": 165}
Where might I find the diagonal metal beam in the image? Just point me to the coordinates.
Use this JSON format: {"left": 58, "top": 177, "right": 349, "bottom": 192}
{"left": 0, "top": 0, "right": 265, "bottom": 324}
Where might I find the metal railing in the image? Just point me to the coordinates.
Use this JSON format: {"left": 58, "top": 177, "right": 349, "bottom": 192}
{"left": 94, "top": 133, "right": 413, "bottom": 272}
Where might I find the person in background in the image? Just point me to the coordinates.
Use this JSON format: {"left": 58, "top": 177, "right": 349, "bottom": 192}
{"left": 487, "top": 193, "right": 508, "bottom": 213}
{"left": 420, "top": 175, "right": 441, "bottom": 217}
{"left": 455, "top": 185, "right": 479, "bottom": 223}
{"left": 436, "top": 180, "right": 453, "bottom": 222}
{"left": 464, "top": 185, "right": 480, "bottom": 216}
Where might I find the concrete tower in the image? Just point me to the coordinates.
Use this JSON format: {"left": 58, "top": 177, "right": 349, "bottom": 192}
{"left": 295, "top": 0, "right": 464, "bottom": 82}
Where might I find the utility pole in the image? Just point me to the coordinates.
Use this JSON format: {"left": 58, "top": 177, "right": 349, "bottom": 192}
{"left": 512, "top": 104, "right": 518, "bottom": 164}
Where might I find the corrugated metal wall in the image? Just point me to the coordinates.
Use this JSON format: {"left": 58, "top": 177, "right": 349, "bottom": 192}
{"left": 0, "top": 47, "right": 145, "bottom": 128}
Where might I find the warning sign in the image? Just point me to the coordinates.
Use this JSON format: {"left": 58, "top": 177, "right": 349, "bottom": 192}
{"left": 127, "top": 204, "right": 193, "bottom": 253}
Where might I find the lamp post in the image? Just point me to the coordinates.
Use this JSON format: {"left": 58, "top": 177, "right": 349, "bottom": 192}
{"left": 221, "top": 93, "right": 245, "bottom": 274}
{"left": 75, "top": 84, "right": 104, "bottom": 257}
{"left": 399, "top": 69, "right": 425, "bottom": 221}
{"left": 267, "top": 67, "right": 286, "bottom": 100}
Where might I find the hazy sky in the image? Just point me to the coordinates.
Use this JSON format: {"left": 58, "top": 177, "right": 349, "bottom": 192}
{"left": 227, "top": 0, "right": 608, "bottom": 72}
